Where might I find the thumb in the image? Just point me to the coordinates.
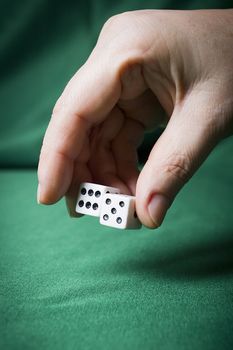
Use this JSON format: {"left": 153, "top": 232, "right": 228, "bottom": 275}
{"left": 136, "top": 95, "right": 220, "bottom": 228}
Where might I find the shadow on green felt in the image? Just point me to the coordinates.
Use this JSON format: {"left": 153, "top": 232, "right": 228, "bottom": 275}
{"left": 111, "top": 228, "right": 233, "bottom": 280}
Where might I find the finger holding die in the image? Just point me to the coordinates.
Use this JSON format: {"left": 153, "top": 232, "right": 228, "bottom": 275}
{"left": 75, "top": 182, "right": 120, "bottom": 217}
{"left": 100, "top": 193, "right": 141, "bottom": 229}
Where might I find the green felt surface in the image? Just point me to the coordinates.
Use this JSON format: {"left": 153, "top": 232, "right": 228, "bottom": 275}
{"left": 1, "top": 138, "right": 233, "bottom": 349}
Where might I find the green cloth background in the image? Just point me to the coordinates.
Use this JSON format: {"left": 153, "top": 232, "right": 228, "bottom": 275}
{"left": 1, "top": 1, "right": 233, "bottom": 349}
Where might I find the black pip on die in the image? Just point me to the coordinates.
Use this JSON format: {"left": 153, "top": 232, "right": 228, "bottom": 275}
{"left": 75, "top": 182, "right": 120, "bottom": 217}
{"left": 100, "top": 193, "right": 141, "bottom": 229}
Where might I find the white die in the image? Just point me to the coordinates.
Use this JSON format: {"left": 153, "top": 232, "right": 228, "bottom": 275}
{"left": 99, "top": 193, "right": 141, "bottom": 229}
{"left": 75, "top": 182, "right": 120, "bottom": 217}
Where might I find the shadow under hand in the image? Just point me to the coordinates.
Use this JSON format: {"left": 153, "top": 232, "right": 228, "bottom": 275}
{"left": 119, "top": 230, "right": 233, "bottom": 280}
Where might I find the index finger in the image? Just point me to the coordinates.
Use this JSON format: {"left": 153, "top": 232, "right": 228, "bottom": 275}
{"left": 37, "top": 52, "right": 121, "bottom": 204}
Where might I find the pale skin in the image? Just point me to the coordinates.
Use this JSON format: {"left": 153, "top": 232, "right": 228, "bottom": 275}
{"left": 37, "top": 9, "right": 233, "bottom": 228}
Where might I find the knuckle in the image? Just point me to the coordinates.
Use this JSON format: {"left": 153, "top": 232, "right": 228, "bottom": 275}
{"left": 101, "top": 12, "right": 132, "bottom": 33}
{"left": 161, "top": 153, "right": 192, "bottom": 184}
{"left": 52, "top": 98, "right": 65, "bottom": 116}
{"left": 102, "top": 15, "right": 119, "bottom": 31}
{"left": 99, "top": 12, "right": 150, "bottom": 78}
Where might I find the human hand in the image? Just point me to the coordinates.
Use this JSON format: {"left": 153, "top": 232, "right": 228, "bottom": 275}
{"left": 37, "top": 9, "right": 233, "bottom": 228}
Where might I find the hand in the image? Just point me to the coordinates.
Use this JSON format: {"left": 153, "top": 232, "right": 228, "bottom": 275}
{"left": 37, "top": 9, "right": 233, "bottom": 228}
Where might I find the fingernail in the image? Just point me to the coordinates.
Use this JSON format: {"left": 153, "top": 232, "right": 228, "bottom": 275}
{"left": 148, "top": 194, "right": 170, "bottom": 227}
{"left": 37, "top": 184, "right": 41, "bottom": 204}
